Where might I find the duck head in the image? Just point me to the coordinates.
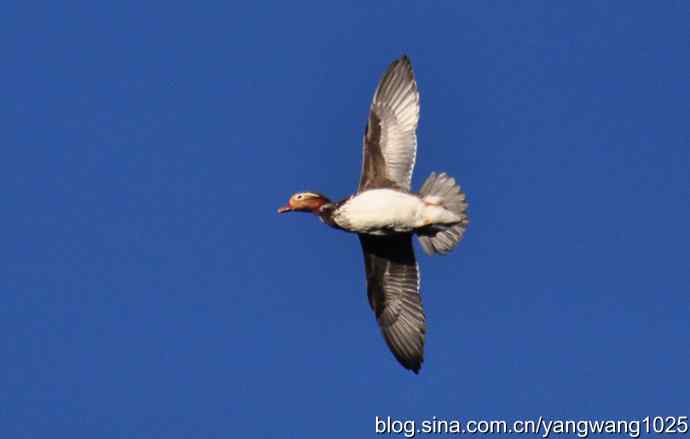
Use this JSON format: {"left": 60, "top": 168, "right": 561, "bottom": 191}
{"left": 278, "top": 192, "right": 331, "bottom": 214}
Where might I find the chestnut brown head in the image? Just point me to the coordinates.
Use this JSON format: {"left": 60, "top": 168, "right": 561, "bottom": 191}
{"left": 278, "top": 192, "right": 330, "bottom": 214}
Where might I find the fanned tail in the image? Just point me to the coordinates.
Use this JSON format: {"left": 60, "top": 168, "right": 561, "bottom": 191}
{"left": 417, "top": 172, "right": 469, "bottom": 256}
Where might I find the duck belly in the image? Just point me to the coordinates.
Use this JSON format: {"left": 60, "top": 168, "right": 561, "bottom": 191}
{"left": 332, "top": 189, "right": 433, "bottom": 235}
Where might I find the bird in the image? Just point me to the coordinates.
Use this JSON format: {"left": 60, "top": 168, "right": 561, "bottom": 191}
{"left": 277, "top": 55, "right": 469, "bottom": 373}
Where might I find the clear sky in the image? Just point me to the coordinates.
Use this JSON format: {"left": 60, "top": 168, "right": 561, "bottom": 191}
{"left": 2, "top": 1, "right": 689, "bottom": 438}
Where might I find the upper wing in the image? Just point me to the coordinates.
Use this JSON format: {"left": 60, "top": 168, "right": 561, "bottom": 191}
{"left": 358, "top": 55, "right": 420, "bottom": 192}
{"left": 359, "top": 234, "right": 425, "bottom": 373}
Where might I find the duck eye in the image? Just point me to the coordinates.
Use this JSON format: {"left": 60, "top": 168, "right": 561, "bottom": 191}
{"left": 296, "top": 194, "right": 303, "bottom": 200}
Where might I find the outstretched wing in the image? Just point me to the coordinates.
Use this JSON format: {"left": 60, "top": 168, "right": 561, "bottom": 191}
{"left": 358, "top": 55, "right": 420, "bottom": 192}
{"left": 359, "top": 234, "right": 425, "bottom": 373}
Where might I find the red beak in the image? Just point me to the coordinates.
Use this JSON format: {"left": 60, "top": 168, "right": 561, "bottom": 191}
{"left": 277, "top": 205, "right": 292, "bottom": 214}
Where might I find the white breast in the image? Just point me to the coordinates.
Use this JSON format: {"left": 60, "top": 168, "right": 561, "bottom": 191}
{"left": 333, "top": 189, "right": 427, "bottom": 234}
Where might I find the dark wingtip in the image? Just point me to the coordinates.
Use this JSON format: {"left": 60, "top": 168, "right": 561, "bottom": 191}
{"left": 393, "top": 54, "right": 408, "bottom": 67}
{"left": 395, "top": 55, "right": 414, "bottom": 79}
{"left": 387, "top": 54, "right": 412, "bottom": 72}
{"left": 404, "top": 358, "right": 423, "bottom": 374}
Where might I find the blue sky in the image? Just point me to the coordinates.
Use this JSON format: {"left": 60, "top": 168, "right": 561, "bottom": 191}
{"left": 2, "top": 1, "right": 689, "bottom": 437}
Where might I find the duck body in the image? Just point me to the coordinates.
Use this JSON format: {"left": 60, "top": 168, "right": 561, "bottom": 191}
{"left": 328, "top": 189, "right": 463, "bottom": 235}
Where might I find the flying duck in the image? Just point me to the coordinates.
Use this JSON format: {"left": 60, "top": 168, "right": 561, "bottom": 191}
{"left": 278, "top": 55, "right": 469, "bottom": 373}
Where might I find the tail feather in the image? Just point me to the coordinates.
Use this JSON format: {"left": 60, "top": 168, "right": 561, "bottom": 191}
{"left": 417, "top": 172, "right": 469, "bottom": 256}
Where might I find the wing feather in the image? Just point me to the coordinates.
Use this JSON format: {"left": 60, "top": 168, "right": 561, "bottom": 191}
{"left": 359, "top": 234, "right": 425, "bottom": 373}
{"left": 359, "top": 56, "right": 420, "bottom": 191}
